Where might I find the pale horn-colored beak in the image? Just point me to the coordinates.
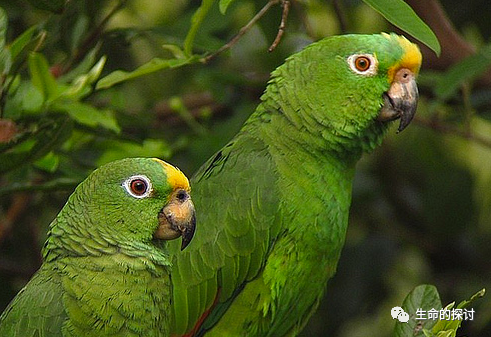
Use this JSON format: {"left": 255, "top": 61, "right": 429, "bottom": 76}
{"left": 377, "top": 67, "right": 418, "bottom": 133}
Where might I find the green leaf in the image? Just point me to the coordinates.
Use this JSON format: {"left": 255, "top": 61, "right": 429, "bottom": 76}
{"left": 9, "top": 29, "right": 47, "bottom": 77}
{"left": 9, "top": 26, "right": 37, "bottom": 61}
{"left": 0, "top": 115, "right": 72, "bottom": 174}
{"left": 0, "top": 6, "right": 6, "bottom": 50}
{"left": 0, "top": 177, "right": 79, "bottom": 196}
{"left": 53, "top": 101, "right": 120, "bottom": 133}
{"left": 4, "top": 81, "right": 44, "bottom": 118}
{"left": 96, "top": 56, "right": 199, "bottom": 90}
{"left": 60, "top": 45, "right": 100, "bottom": 83}
{"left": 429, "top": 302, "right": 460, "bottom": 337}
{"left": 219, "top": 0, "right": 235, "bottom": 14}
{"left": 362, "top": 0, "right": 441, "bottom": 56}
{"left": 28, "top": 52, "right": 60, "bottom": 101}
{"left": 435, "top": 44, "right": 491, "bottom": 101}
{"left": 0, "top": 6, "right": 11, "bottom": 75}
{"left": 96, "top": 139, "right": 172, "bottom": 166}
{"left": 395, "top": 286, "right": 485, "bottom": 337}
{"left": 456, "top": 288, "right": 485, "bottom": 309}
{"left": 184, "top": 0, "right": 216, "bottom": 56}
{"left": 0, "top": 47, "right": 11, "bottom": 75}
{"left": 26, "top": 0, "right": 66, "bottom": 13}
{"left": 169, "top": 96, "right": 207, "bottom": 134}
{"left": 34, "top": 151, "right": 59, "bottom": 172}
{"left": 162, "top": 44, "right": 188, "bottom": 60}
{"left": 429, "top": 288, "right": 485, "bottom": 337}
{"left": 70, "top": 15, "right": 89, "bottom": 53}
{"left": 62, "top": 56, "right": 106, "bottom": 100}
{"left": 394, "top": 284, "right": 442, "bottom": 337}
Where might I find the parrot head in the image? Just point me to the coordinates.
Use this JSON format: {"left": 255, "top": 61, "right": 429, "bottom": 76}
{"left": 98, "top": 157, "right": 196, "bottom": 250}
{"left": 50, "top": 158, "right": 196, "bottom": 255}
{"left": 267, "top": 33, "right": 422, "bottom": 154}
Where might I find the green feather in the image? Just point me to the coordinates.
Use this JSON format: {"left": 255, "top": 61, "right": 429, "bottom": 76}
{"left": 168, "top": 33, "right": 421, "bottom": 336}
{"left": 0, "top": 158, "right": 193, "bottom": 336}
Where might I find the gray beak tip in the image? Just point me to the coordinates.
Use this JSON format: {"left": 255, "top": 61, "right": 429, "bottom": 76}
{"left": 180, "top": 213, "right": 196, "bottom": 251}
{"left": 377, "top": 68, "right": 419, "bottom": 133}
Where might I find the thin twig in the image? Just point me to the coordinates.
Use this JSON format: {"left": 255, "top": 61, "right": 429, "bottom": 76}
{"left": 461, "top": 82, "right": 473, "bottom": 134}
{"left": 0, "top": 179, "right": 79, "bottom": 197}
{"left": 414, "top": 116, "right": 491, "bottom": 149}
{"left": 1, "top": 30, "right": 47, "bottom": 115}
{"left": 32, "top": 30, "right": 47, "bottom": 53}
{"left": 0, "top": 75, "right": 7, "bottom": 118}
{"left": 0, "top": 31, "right": 47, "bottom": 117}
{"left": 332, "top": 0, "right": 348, "bottom": 33}
{"left": 268, "top": 0, "right": 290, "bottom": 52}
{"left": 61, "top": 0, "right": 127, "bottom": 75}
{"left": 203, "top": 0, "right": 281, "bottom": 63}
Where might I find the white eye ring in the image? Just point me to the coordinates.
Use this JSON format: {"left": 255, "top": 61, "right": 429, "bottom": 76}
{"left": 347, "top": 54, "right": 378, "bottom": 76}
{"left": 122, "top": 175, "right": 152, "bottom": 199}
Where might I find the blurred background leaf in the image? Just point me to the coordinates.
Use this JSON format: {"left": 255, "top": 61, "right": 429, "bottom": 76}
{"left": 362, "top": 0, "right": 441, "bottom": 55}
{"left": 394, "top": 285, "right": 442, "bottom": 337}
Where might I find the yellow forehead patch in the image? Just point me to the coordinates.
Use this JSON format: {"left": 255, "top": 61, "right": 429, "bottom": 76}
{"left": 152, "top": 158, "right": 190, "bottom": 192}
{"left": 383, "top": 33, "right": 422, "bottom": 83}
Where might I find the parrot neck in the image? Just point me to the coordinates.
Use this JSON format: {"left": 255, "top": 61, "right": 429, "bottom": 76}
{"left": 41, "top": 214, "right": 172, "bottom": 334}
{"left": 237, "top": 100, "right": 360, "bottom": 327}
{"left": 54, "top": 253, "right": 171, "bottom": 335}
{"left": 253, "top": 110, "right": 356, "bottom": 252}
{"left": 241, "top": 88, "right": 370, "bottom": 279}
{"left": 246, "top": 102, "right": 362, "bottom": 167}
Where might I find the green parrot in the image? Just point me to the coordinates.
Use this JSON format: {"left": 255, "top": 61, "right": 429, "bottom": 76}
{"left": 0, "top": 158, "right": 196, "bottom": 336}
{"left": 167, "top": 33, "right": 422, "bottom": 336}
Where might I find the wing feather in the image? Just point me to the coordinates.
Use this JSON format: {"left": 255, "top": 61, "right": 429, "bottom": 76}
{"left": 169, "top": 134, "right": 281, "bottom": 335}
{"left": 0, "top": 265, "right": 67, "bottom": 337}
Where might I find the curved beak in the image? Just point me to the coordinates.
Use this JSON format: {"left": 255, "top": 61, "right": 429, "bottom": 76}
{"left": 154, "top": 190, "right": 196, "bottom": 250}
{"left": 377, "top": 68, "right": 419, "bottom": 133}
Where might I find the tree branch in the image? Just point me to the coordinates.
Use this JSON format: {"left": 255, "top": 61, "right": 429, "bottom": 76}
{"left": 268, "top": 0, "right": 290, "bottom": 52}
{"left": 414, "top": 116, "right": 491, "bottom": 149}
{"left": 203, "top": 0, "right": 281, "bottom": 63}
{"left": 59, "top": 0, "right": 128, "bottom": 76}
{"left": 332, "top": 0, "right": 348, "bottom": 33}
{"left": 405, "top": 0, "right": 491, "bottom": 86}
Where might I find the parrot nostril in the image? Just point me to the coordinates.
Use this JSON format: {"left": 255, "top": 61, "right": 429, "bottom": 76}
{"left": 394, "top": 68, "right": 414, "bottom": 84}
{"left": 176, "top": 190, "right": 188, "bottom": 202}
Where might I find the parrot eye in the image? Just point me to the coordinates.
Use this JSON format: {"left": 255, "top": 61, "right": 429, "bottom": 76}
{"left": 347, "top": 54, "right": 378, "bottom": 76}
{"left": 123, "top": 175, "right": 152, "bottom": 199}
{"left": 355, "top": 57, "right": 370, "bottom": 71}
{"left": 131, "top": 179, "right": 147, "bottom": 195}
